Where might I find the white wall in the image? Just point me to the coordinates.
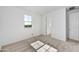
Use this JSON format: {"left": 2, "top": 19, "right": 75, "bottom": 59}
{"left": 42, "top": 8, "right": 66, "bottom": 41}
{"left": 41, "top": 15, "right": 47, "bottom": 35}
{"left": 0, "top": 7, "right": 3, "bottom": 49}
{"left": 41, "top": 15, "right": 52, "bottom": 35}
{"left": 0, "top": 7, "right": 41, "bottom": 46}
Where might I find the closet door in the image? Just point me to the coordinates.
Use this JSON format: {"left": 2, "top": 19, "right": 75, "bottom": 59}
{"left": 69, "top": 12, "right": 79, "bottom": 41}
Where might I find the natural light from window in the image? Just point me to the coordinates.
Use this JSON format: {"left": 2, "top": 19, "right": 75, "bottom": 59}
{"left": 24, "top": 15, "right": 32, "bottom": 27}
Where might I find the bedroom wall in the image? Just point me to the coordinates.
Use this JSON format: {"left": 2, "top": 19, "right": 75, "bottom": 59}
{"left": 0, "top": 7, "right": 41, "bottom": 46}
{"left": 48, "top": 8, "right": 66, "bottom": 41}
{"left": 0, "top": 7, "right": 3, "bottom": 49}
{"left": 41, "top": 15, "right": 52, "bottom": 35}
{"left": 41, "top": 15, "right": 47, "bottom": 35}
{"left": 42, "top": 8, "right": 66, "bottom": 41}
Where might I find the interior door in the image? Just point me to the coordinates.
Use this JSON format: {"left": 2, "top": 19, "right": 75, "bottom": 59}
{"left": 69, "top": 12, "right": 79, "bottom": 41}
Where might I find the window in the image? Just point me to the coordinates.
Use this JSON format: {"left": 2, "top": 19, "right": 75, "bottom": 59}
{"left": 24, "top": 15, "right": 32, "bottom": 27}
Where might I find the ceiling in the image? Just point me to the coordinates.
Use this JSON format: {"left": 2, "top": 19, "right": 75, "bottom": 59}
{"left": 18, "top": 6, "right": 67, "bottom": 15}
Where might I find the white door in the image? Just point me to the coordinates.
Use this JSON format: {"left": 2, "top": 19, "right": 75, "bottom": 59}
{"left": 69, "top": 12, "right": 79, "bottom": 40}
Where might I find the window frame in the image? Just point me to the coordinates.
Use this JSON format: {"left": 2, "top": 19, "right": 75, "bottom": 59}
{"left": 24, "top": 15, "right": 32, "bottom": 28}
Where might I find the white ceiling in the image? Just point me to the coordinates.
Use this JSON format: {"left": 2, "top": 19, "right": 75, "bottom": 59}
{"left": 18, "top": 6, "right": 67, "bottom": 15}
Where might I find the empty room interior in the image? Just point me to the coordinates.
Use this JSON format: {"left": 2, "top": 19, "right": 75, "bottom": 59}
{"left": 0, "top": 6, "right": 79, "bottom": 52}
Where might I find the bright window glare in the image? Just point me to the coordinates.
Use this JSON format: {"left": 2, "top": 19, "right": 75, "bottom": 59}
{"left": 24, "top": 22, "right": 32, "bottom": 25}
{"left": 24, "top": 15, "right": 32, "bottom": 21}
{"left": 24, "top": 15, "right": 32, "bottom": 27}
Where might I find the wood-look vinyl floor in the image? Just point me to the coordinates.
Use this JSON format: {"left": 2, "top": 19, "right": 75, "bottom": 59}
{"left": 2, "top": 35, "right": 79, "bottom": 52}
